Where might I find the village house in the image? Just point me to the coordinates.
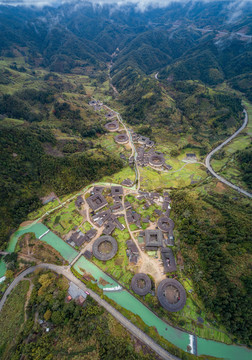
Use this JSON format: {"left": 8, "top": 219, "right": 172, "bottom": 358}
{"left": 92, "top": 186, "right": 104, "bottom": 194}
{"left": 110, "top": 203, "right": 124, "bottom": 213}
{"left": 121, "top": 178, "right": 134, "bottom": 187}
{"left": 120, "top": 153, "right": 127, "bottom": 160}
{"left": 85, "top": 229, "right": 97, "bottom": 241}
{"left": 111, "top": 186, "right": 124, "bottom": 197}
{"left": 126, "top": 210, "right": 134, "bottom": 224}
{"left": 161, "top": 248, "right": 177, "bottom": 273}
{"left": 68, "top": 231, "right": 86, "bottom": 247}
{"left": 124, "top": 201, "right": 132, "bottom": 210}
{"left": 145, "top": 229, "right": 163, "bottom": 250}
{"left": 126, "top": 240, "right": 139, "bottom": 264}
{"left": 68, "top": 282, "right": 87, "bottom": 306}
{"left": 84, "top": 250, "right": 93, "bottom": 259}
{"left": 92, "top": 209, "right": 112, "bottom": 227}
{"left": 113, "top": 195, "right": 122, "bottom": 203}
{"left": 128, "top": 156, "right": 134, "bottom": 166}
{"left": 103, "top": 222, "right": 116, "bottom": 235}
{"left": 114, "top": 218, "right": 125, "bottom": 231}
{"left": 75, "top": 195, "right": 84, "bottom": 209}
{"left": 87, "top": 193, "right": 108, "bottom": 212}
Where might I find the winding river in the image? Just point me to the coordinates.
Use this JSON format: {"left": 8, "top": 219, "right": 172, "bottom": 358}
{"left": 0, "top": 223, "right": 251, "bottom": 360}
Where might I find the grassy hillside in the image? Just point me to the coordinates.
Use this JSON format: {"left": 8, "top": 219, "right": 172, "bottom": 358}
{"left": 0, "top": 280, "right": 30, "bottom": 358}
{"left": 0, "top": 60, "right": 123, "bottom": 250}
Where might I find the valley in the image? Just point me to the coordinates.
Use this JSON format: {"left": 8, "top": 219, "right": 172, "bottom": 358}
{"left": 0, "top": 2, "right": 251, "bottom": 360}
{"left": 1, "top": 94, "right": 251, "bottom": 360}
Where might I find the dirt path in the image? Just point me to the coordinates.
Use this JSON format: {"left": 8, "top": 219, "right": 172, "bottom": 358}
{"left": 23, "top": 279, "right": 34, "bottom": 322}
{"left": 20, "top": 220, "right": 34, "bottom": 227}
{"left": 122, "top": 195, "right": 142, "bottom": 257}
{"left": 139, "top": 252, "right": 166, "bottom": 284}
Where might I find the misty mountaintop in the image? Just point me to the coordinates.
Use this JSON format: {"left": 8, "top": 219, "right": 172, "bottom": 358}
{"left": 0, "top": 1, "right": 251, "bottom": 82}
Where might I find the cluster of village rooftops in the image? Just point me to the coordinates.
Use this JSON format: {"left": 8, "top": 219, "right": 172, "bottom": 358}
{"left": 62, "top": 100, "right": 186, "bottom": 312}
{"left": 89, "top": 99, "right": 172, "bottom": 171}
{"left": 68, "top": 183, "right": 186, "bottom": 312}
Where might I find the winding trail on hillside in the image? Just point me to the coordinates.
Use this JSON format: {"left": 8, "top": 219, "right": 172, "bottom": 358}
{"left": 205, "top": 109, "right": 252, "bottom": 198}
{"left": 0, "top": 264, "right": 178, "bottom": 360}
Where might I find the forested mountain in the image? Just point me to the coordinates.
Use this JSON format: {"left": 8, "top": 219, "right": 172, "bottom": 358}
{"left": 0, "top": 0, "right": 251, "bottom": 248}
{"left": 0, "top": 1, "right": 251, "bottom": 83}
{"left": 0, "top": 78, "right": 123, "bottom": 249}
{"left": 0, "top": 0, "right": 251, "bottom": 352}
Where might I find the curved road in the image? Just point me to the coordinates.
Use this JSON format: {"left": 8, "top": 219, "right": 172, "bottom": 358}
{"left": 0, "top": 264, "right": 179, "bottom": 360}
{"left": 154, "top": 70, "right": 251, "bottom": 198}
{"left": 205, "top": 109, "right": 252, "bottom": 198}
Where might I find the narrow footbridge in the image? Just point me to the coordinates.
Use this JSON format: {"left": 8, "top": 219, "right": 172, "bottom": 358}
{"left": 0, "top": 251, "right": 9, "bottom": 256}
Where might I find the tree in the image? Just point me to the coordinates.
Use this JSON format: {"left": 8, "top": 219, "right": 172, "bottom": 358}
{"left": 5, "top": 269, "right": 14, "bottom": 280}
{"left": 170, "top": 149, "right": 180, "bottom": 157}
{"left": 44, "top": 310, "right": 52, "bottom": 322}
{"left": 51, "top": 311, "right": 64, "bottom": 325}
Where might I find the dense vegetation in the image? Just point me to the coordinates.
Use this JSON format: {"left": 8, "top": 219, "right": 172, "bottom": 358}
{"left": 167, "top": 82, "right": 243, "bottom": 145}
{"left": 0, "top": 125, "right": 122, "bottom": 250}
{"left": 0, "top": 88, "right": 54, "bottom": 118}
{"left": 3, "top": 271, "right": 155, "bottom": 360}
{"left": 236, "top": 147, "right": 252, "bottom": 189}
{"left": 172, "top": 190, "right": 252, "bottom": 345}
{"left": 0, "top": 0, "right": 251, "bottom": 351}
{"left": 0, "top": 1, "right": 251, "bottom": 93}
{"left": 112, "top": 66, "right": 243, "bottom": 150}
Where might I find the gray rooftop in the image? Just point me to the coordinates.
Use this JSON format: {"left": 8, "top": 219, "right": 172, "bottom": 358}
{"left": 93, "top": 186, "right": 104, "bottom": 194}
{"left": 161, "top": 248, "right": 177, "bottom": 273}
{"left": 87, "top": 193, "right": 108, "bottom": 211}
{"left": 121, "top": 178, "right": 134, "bottom": 187}
{"left": 126, "top": 240, "right": 139, "bottom": 254}
{"left": 92, "top": 209, "right": 111, "bottom": 226}
{"left": 111, "top": 186, "right": 124, "bottom": 197}
{"left": 103, "top": 222, "right": 116, "bottom": 235}
{"left": 86, "top": 229, "right": 97, "bottom": 239}
{"left": 145, "top": 229, "right": 163, "bottom": 250}
{"left": 68, "top": 282, "right": 87, "bottom": 300}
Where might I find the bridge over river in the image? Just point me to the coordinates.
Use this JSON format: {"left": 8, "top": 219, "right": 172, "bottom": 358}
{"left": 0, "top": 222, "right": 251, "bottom": 360}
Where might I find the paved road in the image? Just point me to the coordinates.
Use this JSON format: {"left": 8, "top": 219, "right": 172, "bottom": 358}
{"left": 205, "top": 109, "right": 252, "bottom": 198}
{"left": 154, "top": 70, "right": 251, "bottom": 197}
{"left": 0, "top": 264, "right": 179, "bottom": 360}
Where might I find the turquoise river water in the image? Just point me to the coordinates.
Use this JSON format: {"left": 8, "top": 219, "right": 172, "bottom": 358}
{"left": 0, "top": 223, "right": 251, "bottom": 360}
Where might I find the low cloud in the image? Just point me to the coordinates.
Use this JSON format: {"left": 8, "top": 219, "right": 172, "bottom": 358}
{"left": 0, "top": 0, "right": 251, "bottom": 13}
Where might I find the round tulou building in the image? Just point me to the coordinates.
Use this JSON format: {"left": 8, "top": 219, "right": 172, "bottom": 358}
{"left": 157, "top": 278, "right": 186, "bottom": 312}
{"left": 92, "top": 235, "right": 118, "bottom": 261}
